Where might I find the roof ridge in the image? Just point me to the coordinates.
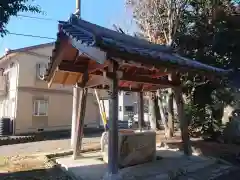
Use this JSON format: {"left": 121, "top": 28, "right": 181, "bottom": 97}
{"left": 6, "top": 42, "right": 54, "bottom": 55}
{"left": 68, "top": 14, "right": 172, "bottom": 53}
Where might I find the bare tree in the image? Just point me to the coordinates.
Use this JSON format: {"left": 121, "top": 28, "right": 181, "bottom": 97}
{"left": 126, "top": 0, "right": 187, "bottom": 137}
{"left": 126, "top": 0, "right": 187, "bottom": 46}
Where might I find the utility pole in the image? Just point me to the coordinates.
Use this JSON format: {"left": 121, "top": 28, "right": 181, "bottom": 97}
{"left": 75, "top": 0, "right": 81, "bottom": 17}
{"left": 71, "top": 0, "right": 81, "bottom": 147}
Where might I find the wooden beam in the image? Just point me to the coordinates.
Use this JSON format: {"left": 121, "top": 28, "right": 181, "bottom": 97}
{"left": 59, "top": 60, "right": 169, "bottom": 78}
{"left": 94, "top": 85, "right": 164, "bottom": 92}
{"left": 78, "top": 68, "right": 89, "bottom": 88}
{"left": 59, "top": 60, "right": 107, "bottom": 73}
{"left": 88, "top": 61, "right": 110, "bottom": 73}
{"left": 59, "top": 61, "right": 86, "bottom": 73}
{"left": 58, "top": 61, "right": 178, "bottom": 88}
{"left": 62, "top": 72, "right": 69, "bottom": 84}
{"left": 120, "top": 73, "right": 176, "bottom": 87}
{"left": 84, "top": 73, "right": 178, "bottom": 88}
{"left": 73, "top": 88, "right": 88, "bottom": 159}
{"left": 75, "top": 73, "right": 82, "bottom": 83}
{"left": 85, "top": 75, "right": 108, "bottom": 88}
{"left": 73, "top": 51, "right": 79, "bottom": 64}
{"left": 119, "top": 61, "right": 171, "bottom": 76}
{"left": 47, "top": 39, "right": 68, "bottom": 86}
{"left": 48, "top": 70, "right": 57, "bottom": 88}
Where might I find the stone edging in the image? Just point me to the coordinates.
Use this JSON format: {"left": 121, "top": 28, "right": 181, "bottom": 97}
{"left": 46, "top": 147, "right": 101, "bottom": 159}
{"left": 46, "top": 147, "right": 101, "bottom": 180}
{"left": 0, "top": 135, "right": 42, "bottom": 146}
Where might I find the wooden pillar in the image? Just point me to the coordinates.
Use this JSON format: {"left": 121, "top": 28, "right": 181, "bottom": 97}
{"left": 71, "top": 85, "right": 80, "bottom": 147}
{"left": 108, "top": 61, "right": 119, "bottom": 176}
{"left": 174, "top": 87, "right": 191, "bottom": 156}
{"left": 138, "top": 91, "right": 144, "bottom": 130}
{"left": 149, "top": 92, "right": 157, "bottom": 130}
{"left": 73, "top": 88, "right": 88, "bottom": 159}
{"left": 167, "top": 89, "right": 174, "bottom": 137}
{"left": 157, "top": 90, "right": 168, "bottom": 132}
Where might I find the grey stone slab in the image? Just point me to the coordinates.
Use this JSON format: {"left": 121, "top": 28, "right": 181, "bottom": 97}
{"left": 55, "top": 150, "right": 236, "bottom": 180}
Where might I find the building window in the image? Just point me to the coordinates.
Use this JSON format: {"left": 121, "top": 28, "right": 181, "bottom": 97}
{"left": 144, "top": 98, "right": 149, "bottom": 113}
{"left": 33, "top": 100, "right": 48, "bottom": 116}
{"left": 125, "top": 92, "right": 131, "bottom": 95}
{"left": 9, "top": 62, "right": 15, "bottom": 68}
{"left": 36, "top": 63, "right": 47, "bottom": 79}
{"left": 125, "top": 106, "right": 134, "bottom": 112}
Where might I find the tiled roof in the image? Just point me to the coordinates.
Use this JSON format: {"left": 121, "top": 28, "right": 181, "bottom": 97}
{"left": 58, "top": 14, "right": 229, "bottom": 74}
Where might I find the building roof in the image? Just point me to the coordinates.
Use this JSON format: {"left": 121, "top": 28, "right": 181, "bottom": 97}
{"left": 44, "top": 14, "right": 231, "bottom": 91}
{"left": 0, "top": 42, "right": 54, "bottom": 62}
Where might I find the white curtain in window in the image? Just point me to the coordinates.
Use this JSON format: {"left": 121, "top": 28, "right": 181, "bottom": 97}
{"left": 38, "top": 100, "right": 48, "bottom": 116}
{"left": 33, "top": 100, "right": 48, "bottom": 116}
{"left": 37, "top": 63, "right": 47, "bottom": 78}
{"left": 0, "top": 103, "right": 3, "bottom": 117}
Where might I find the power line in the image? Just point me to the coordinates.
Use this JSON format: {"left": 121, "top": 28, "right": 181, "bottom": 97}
{"left": 8, "top": 32, "right": 56, "bottom": 40}
{"left": 0, "top": 37, "right": 5, "bottom": 51}
{"left": 17, "top": 14, "right": 59, "bottom": 22}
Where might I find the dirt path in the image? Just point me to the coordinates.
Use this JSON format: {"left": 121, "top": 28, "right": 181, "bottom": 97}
{"left": 0, "top": 135, "right": 101, "bottom": 157}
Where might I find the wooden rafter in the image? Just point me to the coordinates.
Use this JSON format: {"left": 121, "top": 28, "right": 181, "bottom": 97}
{"left": 62, "top": 72, "right": 69, "bottom": 84}
{"left": 59, "top": 60, "right": 170, "bottom": 78}
{"left": 80, "top": 72, "right": 177, "bottom": 88}
{"left": 59, "top": 60, "right": 108, "bottom": 74}
{"left": 94, "top": 84, "right": 164, "bottom": 92}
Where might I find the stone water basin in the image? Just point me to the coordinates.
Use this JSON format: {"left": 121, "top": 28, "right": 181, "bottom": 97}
{"left": 101, "top": 129, "right": 156, "bottom": 168}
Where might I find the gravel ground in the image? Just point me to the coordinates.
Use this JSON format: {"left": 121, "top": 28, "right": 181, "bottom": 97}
{"left": 0, "top": 133, "right": 102, "bottom": 180}
{"left": 0, "top": 155, "right": 72, "bottom": 180}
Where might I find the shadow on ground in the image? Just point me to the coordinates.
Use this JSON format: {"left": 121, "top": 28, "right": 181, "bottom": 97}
{"left": 2, "top": 161, "right": 240, "bottom": 180}
{"left": 165, "top": 139, "right": 240, "bottom": 165}
{"left": 0, "top": 167, "right": 72, "bottom": 180}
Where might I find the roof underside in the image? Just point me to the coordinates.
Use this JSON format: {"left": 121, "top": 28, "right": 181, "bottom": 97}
{"left": 45, "top": 14, "right": 230, "bottom": 92}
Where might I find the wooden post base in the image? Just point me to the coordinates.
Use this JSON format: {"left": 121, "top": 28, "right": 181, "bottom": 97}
{"left": 73, "top": 88, "right": 88, "bottom": 159}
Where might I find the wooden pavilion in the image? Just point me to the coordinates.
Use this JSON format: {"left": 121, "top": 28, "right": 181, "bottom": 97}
{"left": 44, "top": 14, "right": 230, "bottom": 179}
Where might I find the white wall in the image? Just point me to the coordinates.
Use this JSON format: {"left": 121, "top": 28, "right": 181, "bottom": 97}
{"left": 118, "top": 92, "right": 124, "bottom": 121}
{"left": 0, "top": 58, "right": 19, "bottom": 119}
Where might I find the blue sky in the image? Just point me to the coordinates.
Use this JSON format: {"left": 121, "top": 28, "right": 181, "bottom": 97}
{"left": 0, "top": 0, "right": 136, "bottom": 56}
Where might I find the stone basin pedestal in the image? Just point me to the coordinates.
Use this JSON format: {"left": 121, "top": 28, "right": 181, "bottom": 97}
{"left": 101, "top": 129, "right": 156, "bottom": 168}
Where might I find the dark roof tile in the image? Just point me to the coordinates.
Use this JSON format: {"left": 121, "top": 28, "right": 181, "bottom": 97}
{"left": 45, "top": 14, "right": 231, "bottom": 81}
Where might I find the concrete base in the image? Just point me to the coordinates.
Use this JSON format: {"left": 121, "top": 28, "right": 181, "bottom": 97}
{"left": 56, "top": 151, "right": 107, "bottom": 180}
{"left": 56, "top": 147, "right": 236, "bottom": 180}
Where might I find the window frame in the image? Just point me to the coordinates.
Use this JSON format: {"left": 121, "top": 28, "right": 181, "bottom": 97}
{"left": 36, "top": 63, "right": 47, "bottom": 79}
{"left": 125, "top": 106, "right": 134, "bottom": 112}
{"left": 33, "top": 99, "right": 49, "bottom": 116}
